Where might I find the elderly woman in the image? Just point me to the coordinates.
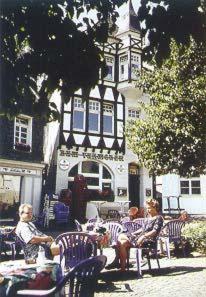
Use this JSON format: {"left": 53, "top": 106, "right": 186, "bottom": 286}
{"left": 118, "top": 199, "right": 163, "bottom": 272}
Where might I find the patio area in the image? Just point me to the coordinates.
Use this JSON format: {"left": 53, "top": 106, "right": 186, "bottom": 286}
{"left": 95, "top": 249, "right": 206, "bottom": 297}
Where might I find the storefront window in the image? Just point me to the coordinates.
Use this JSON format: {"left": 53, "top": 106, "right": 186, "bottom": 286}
{"left": 0, "top": 174, "right": 21, "bottom": 219}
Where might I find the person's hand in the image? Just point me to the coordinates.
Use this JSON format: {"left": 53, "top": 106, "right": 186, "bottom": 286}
{"left": 46, "top": 236, "right": 54, "bottom": 242}
{"left": 136, "top": 235, "right": 145, "bottom": 247}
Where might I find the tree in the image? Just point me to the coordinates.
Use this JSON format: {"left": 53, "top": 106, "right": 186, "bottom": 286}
{"left": 125, "top": 39, "right": 206, "bottom": 176}
{"left": 138, "top": 0, "right": 206, "bottom": 64}
{"left": 0, "top": 0, "right": 125, "bottom": 121}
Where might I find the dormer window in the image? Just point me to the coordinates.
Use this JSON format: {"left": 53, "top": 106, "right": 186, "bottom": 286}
{"left": 131, "top": 53, "right": 140, "bottom": 79}
{"left": 105, "top": 56, "right": 115, "bottom": 81}
{"left": 119, "top": 54, "right": 128, "bottom": 81}
{"left": 14, "top": 116, "right": 32, "bottom": 152}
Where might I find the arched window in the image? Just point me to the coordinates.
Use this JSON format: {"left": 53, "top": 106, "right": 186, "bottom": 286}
{"left": 68, "top": 161, "right": 113, "bottom": 201}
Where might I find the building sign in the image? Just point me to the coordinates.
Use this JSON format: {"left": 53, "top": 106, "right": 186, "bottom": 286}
{"left": 0, "top": 167, "right": 38, "bottom": 175}
{"left": 59, "top": 159, "right": 70, "bottom": 171}
{"left": 59, "top": 149, "right": 124, "bottom": 161}
{"left": 118, "top": 187, "right": 127, "bottom": 197}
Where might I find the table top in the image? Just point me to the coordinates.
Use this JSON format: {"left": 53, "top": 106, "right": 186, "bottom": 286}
{"left": 0, "top": 259, "right": 61, "bottom": 297}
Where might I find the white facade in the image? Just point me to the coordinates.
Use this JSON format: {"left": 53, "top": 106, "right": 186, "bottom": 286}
{"left": 162, "top": 174, "right": 206, "bottom": 215}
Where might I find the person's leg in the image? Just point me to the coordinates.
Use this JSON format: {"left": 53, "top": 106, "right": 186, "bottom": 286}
{"left": 118, "top": 234, "right": 131, "bottom": 272}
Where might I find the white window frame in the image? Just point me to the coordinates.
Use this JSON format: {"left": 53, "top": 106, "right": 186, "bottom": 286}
{"left": 180, "top": 179, "right": 201, "bottom": 195}
{"left": 119, "top": 54, "right": 128, "bottom": 81}
{"left": 73, "top": 98, "right": 86, "bottom": 131}
{"left": 103, "top": 103, "right": 114, "bottom": 135}
{"left": 128, "top": 108, "right": 140, "bottom": 119}
{"left": 88, "top": 100, "right": 100, "bottom": 133}
{"left": 131, "top": 53, "right": 140, "bottom": 79}
{"left": 14, "top": 115, "right": 32, "bottom": 151}
{"left": 68, "top": 161, "right": 113, "bottom": 191}
{"left": 105, "top": 55, "right": 115, "bottom": 81}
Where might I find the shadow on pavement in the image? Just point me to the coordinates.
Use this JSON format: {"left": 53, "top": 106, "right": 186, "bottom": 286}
{"left": 95, "top": 265, "right": 205, "bottom": 293}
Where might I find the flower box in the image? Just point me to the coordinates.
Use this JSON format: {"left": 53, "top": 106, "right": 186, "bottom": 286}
{"left": 15, "top": 142, "right": 31, "bottom": 152}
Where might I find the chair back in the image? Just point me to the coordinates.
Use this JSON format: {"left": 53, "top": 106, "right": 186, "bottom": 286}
{"left": 55, "top": 232, "right": 97, "bottom": 269}
{"left": 104, "top": 222, "right": 123, "bottom": 245}
{"left": 53, "top": 202, "right": 69, "bottom": 224}
{"left": 122, "top": 221, "right": 142, "bottom": 234}
{"left": 133, "top": 218, "right": 145, "bottom": 227}
{"left": 17, "top": 255, "right": 107, "bottom": 297}
{"left": 162, "top": 220, "right": 185, "bottom": 240}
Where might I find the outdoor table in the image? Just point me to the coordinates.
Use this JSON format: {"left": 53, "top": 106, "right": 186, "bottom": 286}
{"left": 0, "top": 259, "right": 62, "bottom": 297}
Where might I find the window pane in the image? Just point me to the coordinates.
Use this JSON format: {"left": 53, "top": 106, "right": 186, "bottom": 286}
{"left": 85, "top": 177, "right": 99, "bottom": 186}
{"left": 180, "top": 181, "right": 189, "bottom": 187}
{"left": 82, "top": 161, "right": 99, "bottom": 174}
{"left": 191, "top": 181, "right": 200, "bottom": 187}
{"left": 73, "top": 110, "right": 84, "bottom": 130}
{"left": 105, "top": 65, "right": 113, "bottom": 80}
{"left": 89, "top": 113, "right": 99, "bottom": 132}
{"left": 103, "top": 166, "right": 111, "bottom": 179}
{"left": 192, "top": 188, "right": 201, "bottom": 194}
{"left": 181, "top": 188, "right": 189, "bottom": 194}
{"left": 68, "top": 164, "right": 78, "bottom": 177}
{"left": 103, "top": 115, "right": 113, "bottom": 133}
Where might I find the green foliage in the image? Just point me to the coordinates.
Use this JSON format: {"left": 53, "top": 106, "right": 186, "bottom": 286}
{"left": 125, "top": 39, "right": 206, "bottom": 176}
{"left": 0, "top": 0, "right": 125, "bottom": 121}
{"left": 182, "top": 221, "right": 206, "bottom": 255}
{"left": 138, "top": 0, "right": 206, "bottom": 65}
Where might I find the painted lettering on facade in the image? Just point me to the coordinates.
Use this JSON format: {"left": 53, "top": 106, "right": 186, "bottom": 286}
{"left": 59, "top": 150, "right": 124, "bottom": 161}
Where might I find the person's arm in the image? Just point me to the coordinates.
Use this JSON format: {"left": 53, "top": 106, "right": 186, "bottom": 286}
{"left": 136, "top": 229, "right": 157, "bottom": 246}
{"left": 29, "top": 235, "right": 54, "bottom": 244}
{"left": 131, "top": 228, "right": 143, "bottom": 236}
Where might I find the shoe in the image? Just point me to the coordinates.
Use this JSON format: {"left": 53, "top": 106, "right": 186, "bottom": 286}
{"left": 105, "top": 262, "right": 121, "bottom": 269}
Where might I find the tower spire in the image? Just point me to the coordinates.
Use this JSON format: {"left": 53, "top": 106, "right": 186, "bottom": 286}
{"left": 116, "top": 0, "right": 140, "bottom": 35}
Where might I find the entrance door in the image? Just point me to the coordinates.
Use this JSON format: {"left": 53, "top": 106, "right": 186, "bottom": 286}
{"left": 128, "top": 164, "right": 140, "bottom": 207}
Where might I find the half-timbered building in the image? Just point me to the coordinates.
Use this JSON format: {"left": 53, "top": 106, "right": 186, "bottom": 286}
{"left": 54, "top": 1, "right": 152, "bottom": 210}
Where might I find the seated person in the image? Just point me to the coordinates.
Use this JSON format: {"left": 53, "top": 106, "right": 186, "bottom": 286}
{"left": 16, "top": 203, "right": 58, "bottom": 260}
{"left": 178, "top": 210, "right": 190, "bottom": 221}
{"left": 106, "top": 207, "right": 139, "bottom": 269}
{"left": 120, "top": 207, "right": 139, "bottom": 223}
{"left": 117, "top": 199, "right": 163, "bottom": 272}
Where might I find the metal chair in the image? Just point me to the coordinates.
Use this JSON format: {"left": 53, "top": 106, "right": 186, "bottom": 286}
{"left": 55, "top": 232, "right": 98, "bottom": 270}
{"left": 159, "top": 220, "right": 186, "bottom": 259}
{"left": 17, "top": 255, "right": 107, "bottom": 297}
{"left": 53, "top": 202, "right": 70, "bottom": 224}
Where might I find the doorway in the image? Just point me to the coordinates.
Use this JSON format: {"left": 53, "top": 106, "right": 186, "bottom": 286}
{"left": 128, "top": 163, "right": 140, "bottom": 207}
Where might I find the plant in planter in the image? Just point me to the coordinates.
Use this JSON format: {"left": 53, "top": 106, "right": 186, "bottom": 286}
{"left": 101, "top": 189, "right": 114, "bottom": 202}
{"left": 15, "top": 142, "right": 31, "bottom": 152}
{"left": 182, "top": 221, "right": 206, "bottom": 255}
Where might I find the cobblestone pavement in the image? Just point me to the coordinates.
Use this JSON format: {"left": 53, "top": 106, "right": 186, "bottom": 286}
{"left": 95, "top": 249, "right": 206, "bottom": 297}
